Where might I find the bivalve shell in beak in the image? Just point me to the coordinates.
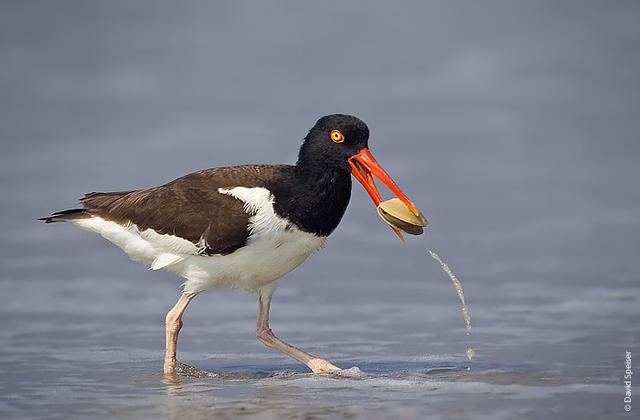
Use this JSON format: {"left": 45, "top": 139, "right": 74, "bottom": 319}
{"left": 376, "top": 198, "right": 428, "bottom": 235}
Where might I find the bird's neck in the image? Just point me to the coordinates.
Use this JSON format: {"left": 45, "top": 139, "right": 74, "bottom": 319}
{"left": 273, "top": 162, "right": 352, "bottom": 237}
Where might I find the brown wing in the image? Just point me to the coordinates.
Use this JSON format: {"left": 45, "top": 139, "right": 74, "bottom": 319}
{"left": 81, "top": 164, "right": 290, "bottom": 255}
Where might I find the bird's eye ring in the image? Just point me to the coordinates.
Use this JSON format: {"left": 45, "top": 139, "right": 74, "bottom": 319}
{"left": 330, "top": 129, "right": 344, "bottom": 143}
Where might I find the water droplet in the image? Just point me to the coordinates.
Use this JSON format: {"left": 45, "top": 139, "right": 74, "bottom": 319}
{"left": 466, "top": 348, "right": 475, "bottom": 360}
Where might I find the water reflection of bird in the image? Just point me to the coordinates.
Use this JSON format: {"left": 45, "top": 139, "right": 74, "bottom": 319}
{"left": 41, "top": 114, "right": 421, "bottom": 374}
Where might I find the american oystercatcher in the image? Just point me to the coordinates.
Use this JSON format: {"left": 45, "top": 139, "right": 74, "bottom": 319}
{"left": 41, "top": 114, "right": 422, "bottom": 374}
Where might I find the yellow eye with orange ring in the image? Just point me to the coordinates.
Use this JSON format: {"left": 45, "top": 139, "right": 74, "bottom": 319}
{"left": 330, "top": 129, "right": 344, "bottom": 143}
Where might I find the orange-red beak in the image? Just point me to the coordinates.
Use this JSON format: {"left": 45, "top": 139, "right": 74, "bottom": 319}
{"left": 348, "top": 148, "right": 420, "bottom": 240}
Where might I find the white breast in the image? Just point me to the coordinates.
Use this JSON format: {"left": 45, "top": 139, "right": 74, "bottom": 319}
{"left": 72, "top": 187, "right": 326, "bottom": 295}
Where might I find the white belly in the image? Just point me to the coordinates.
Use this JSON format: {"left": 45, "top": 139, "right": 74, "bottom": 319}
{"left": 172, "top": 227, "right": 325, "bottom": 294}
{"left": 72, "top": 186, "right": 326, "bottom": 295}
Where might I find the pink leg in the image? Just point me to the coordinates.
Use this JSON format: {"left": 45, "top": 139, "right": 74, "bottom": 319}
{"left": 164, "top": 293, "right": 195, "bottom": 374}
{"left": 255, "top": 289, "right": 340, "bottom": 373}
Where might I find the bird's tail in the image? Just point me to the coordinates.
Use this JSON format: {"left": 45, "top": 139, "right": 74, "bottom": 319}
{"left": 40, "top": 190, "right": 135, "bottom": 223}
{"left": 39, "top": 208, "right": 91, "bottom": 223}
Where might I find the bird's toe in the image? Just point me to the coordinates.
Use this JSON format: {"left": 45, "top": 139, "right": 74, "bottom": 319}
{"left": 308, "top": 358, "right": 341, "bottom": 373}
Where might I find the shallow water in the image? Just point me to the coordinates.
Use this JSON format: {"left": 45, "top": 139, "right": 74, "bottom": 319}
{"left": 1, "top": 1, "right": 639, "bottom": 419}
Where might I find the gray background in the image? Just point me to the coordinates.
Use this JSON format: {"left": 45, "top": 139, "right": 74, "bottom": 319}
{"left": 1, "top": 1, "right": 639, "bottom": 419}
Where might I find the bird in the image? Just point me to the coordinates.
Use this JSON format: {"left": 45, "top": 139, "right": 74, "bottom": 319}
{"left": 40, "top": 114, "right": 422, "bottom": 374}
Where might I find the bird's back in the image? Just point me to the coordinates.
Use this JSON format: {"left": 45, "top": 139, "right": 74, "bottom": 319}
{"left": 45, "top": 164, "right": 293, "bottom": 256}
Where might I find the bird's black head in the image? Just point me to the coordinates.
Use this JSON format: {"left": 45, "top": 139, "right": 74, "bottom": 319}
{"left": 296, "top": 114, "right": 370, "bottom": 171}
{"left": 295, "top": 113, "right": 423, "bottom": 240}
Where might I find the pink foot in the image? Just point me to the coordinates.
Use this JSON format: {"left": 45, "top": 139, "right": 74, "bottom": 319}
{"left": 308, "top": 358, "right": 341, "bottom": 373}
